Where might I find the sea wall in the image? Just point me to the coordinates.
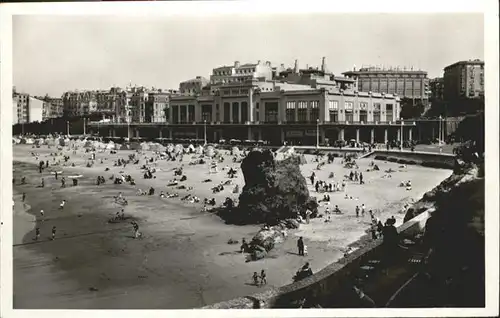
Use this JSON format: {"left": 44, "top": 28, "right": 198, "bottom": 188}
{"left": 290, "top": 146, "right": 456, "bottom": 169}
{"left": 368, "top": 150, "right": 456, "bottom": 169}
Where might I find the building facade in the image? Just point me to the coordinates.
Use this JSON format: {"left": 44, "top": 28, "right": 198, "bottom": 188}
{"left": 145, "top": 91, "right": 172, "bottom": 123}
{"left": 342, "top": 66, "right": 429, "bottom": 104}
{"left": 443, "top": 59, "right": 484, "bottom": 101}
{"left": 429, "top": 77, "right": 444, "bottom": 102}
{"left": 28, "top": 97, "right": 44, "bottom": 123}
{"left": 13, "top": 92, "right": 29, "bottom": 124}
{"left": 90, "top": 81, "right": 412, "bottom": 145}
{"left": 12, "top": 95, "right": 19, "bottom": 125}
{"left": 40, "top": 96, "right": 63, "bottom": 120}
{"left": 210, "top": 60, "right": 273, "bottom": 85}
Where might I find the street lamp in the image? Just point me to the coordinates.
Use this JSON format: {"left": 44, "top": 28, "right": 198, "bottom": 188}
{"left": 438, "top": 115, "right": 442, "bottom": 145}
{"left": 400, "top": 117, "right": 404, "bottom": 152}
{"left": 83, "top": 117, "right": 86, "bottom": 136}
{"left": 316, "top": 118, "right": 320, "bottom": 148}
{"left": 203, "top": 119, "right": 207, "bottom": 146}
{"left": 66, "top": 121, "right": 70, "bottom": 136}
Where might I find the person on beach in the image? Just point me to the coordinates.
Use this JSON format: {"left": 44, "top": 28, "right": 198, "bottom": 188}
{"left": 54, "top": 171, "right": 58, "bottom": 180}
{"left": 59, "top": 200, "right": 66, "bottom": 209}
{"left": 22, "top": 192, "right": 26, "bottom": 202}
{"left": 297, "top": 237, "right": 305, "bottom": 256}
{"left": 132, "top": 222, "right": 142, "bottom": 239}
{"left": 34, "top": 227, "right": 40, "bottom": 241}
{"left": 260, "top": 269, "right": 267, "bottom": 285}
{"left": 252, "top": 272, "right": 260, "bottom": 286}
{"left": 355, "top": 206, "right": 360, "bottom": 218}
{"left": 61, "top": 177, "right": 66, "bottom": 188}
{"left": 240, "top": 238, "right": 249, "bottom": 253}
{"left": 21, "top": 176, "right": 26, "bottom": 184}
{"left": 359, "top": 172, "right": 364, "bottom": 184}
{"left": 39, "top": 161, "right": 44, "bottom": 173}
{"left": 40, "top": 209, "right": 44, "bottom": 219}
{"left": 361, "top": 204, "right": 366, "bottom": 217}
{"left": 40, "top": 178, "right": 45, "bottom": 188}
{"left": 51, "top": 226, "right": 56, "bottom": 240}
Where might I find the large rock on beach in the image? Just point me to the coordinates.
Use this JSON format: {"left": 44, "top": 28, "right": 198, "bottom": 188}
{"left": 227, "top": 149, "right": 314, "bottom": 225}
{"left": 251, "top": 228, "right": 285, "bottom": 252}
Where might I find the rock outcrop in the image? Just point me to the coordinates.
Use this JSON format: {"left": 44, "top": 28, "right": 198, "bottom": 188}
{"left": 221, "top": 150, "right": 316, "bottom": 225}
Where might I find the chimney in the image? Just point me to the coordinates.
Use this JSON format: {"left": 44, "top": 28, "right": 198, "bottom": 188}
{"left": 321, "top": 57, "right": 326, "bottom": 72}
{"left": 294, "top": 59, "right": 299, "bottom": 73}
{"left": 234, "top": 61, "right": 240, "bottom": 67}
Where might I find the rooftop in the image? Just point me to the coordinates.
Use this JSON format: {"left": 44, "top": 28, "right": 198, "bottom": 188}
{"left": 444, "top": 59, "right": 484, "bottom": 70}
{"left": 343, "top": 67, "right": 427, "bottom": 75}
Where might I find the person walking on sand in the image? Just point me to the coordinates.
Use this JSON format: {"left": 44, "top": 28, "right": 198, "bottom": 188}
{"left": 22, "top": 192, "right": 26, "bottom": 202}
{"left": 54, "top": 171, "right": 58, "bottom": 180}
{"left": 260, "top": 269, "right": 267, "bottom": 285}
{"left": 61, "top": 177, "right": 66, "bottom": 188}
{"left": 361, "top": 204, "right": 366, "bottom": 217}
{"left": 355, "top": 205, "right": 360, "bottom": 218}
{"left": 59, "top": 200, "right": 66, "bottom": 210}
{"left": 34, "top": 227, "right": 40, "bottom": 241}
{"left": 40, "top": 178, "right": 45, "bottom": 188}
{"left": 132, "top": 222, "right": 142, "bottom": 239}
{"left": 51, "top": 226, "right": 56, "bottom": 240}
{"left": 297, "top": 237, "right": 305, "bottom": 256}
{"left": 40, "top": 209, "right": 45, "bottom": 219}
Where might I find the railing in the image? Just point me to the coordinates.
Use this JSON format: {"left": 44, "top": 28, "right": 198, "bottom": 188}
{"left": 88, "top": 120, "right": 418, "bottom": 126}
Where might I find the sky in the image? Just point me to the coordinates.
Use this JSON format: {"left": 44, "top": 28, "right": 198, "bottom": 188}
{"left": 13, "top": 13, "right": 484, "bottom": 97}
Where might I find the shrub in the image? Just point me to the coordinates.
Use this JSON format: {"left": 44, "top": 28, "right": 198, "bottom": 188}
{"left": 374, "top": 155, "right": 387, "bottom": 161}
{"left": 387, "top": 157, "right": 399, "bottom": 163}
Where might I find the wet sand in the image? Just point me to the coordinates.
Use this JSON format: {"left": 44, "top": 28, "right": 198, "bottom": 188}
{"left": 12, "top": 144, "right": 452, "bottom": 308}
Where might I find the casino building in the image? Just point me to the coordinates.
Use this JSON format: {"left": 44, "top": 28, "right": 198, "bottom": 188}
{"left": 89, "top": 59, "right": 416, "bottom": 145}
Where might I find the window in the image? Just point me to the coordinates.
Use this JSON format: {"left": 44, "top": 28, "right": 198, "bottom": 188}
{"left": 373, "top": 103, "right": 381, "bottom": 111}
{"left": 298, "top": 101, "right": 308, "bottom": 122}
{"left": 241, "top": 102, "right": 248, "bottom": 122}
{"left": 359, "top": 110, "right": 367, "bottom": 123}
{"left": 328, "top": 100, "right": 338, "bottom": 110}
{"left": 286, "top": 101, "right": 296, "bottom": 122}
{"left": 309, "top": 100, "right": 319, "bottom": 122}
{"left": 223, "top": 102, "right": 230, "bottom": 123}
{"left": 232, "top": 102, "right": 239, "bottom": 123}
{"left": 345, "top": 101, "right": 354, "bottom": 110}
{"left": 359, "top": 102, "right": 368, "bottom": 110}
{"left": 329, "top": 110, "right": 338, "bottom": 122}
{"left": 201, "top": 104, "right": 212, "bottom": 122}
{"left": 385, "top": 104, "right": 394, "bottom": 122}
{"left": 172, "top": 105, "right": 179, "bottom": 124}
{"left": 264, "top": 102, "right": 279, "bottom": 123}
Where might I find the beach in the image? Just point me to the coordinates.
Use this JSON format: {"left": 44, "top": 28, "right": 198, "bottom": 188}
{"left": 12, "top": 144, "right": 452, "bottom": 308}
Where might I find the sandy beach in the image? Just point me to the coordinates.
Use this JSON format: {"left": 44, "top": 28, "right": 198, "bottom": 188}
{"left": 12, "top": 144, "right": 452, "bottom": 308}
